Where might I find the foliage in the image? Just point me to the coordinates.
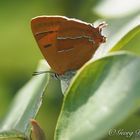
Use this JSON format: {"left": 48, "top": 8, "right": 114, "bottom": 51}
{"left": 0, "top": 0, "right": 140, "bottom": 140}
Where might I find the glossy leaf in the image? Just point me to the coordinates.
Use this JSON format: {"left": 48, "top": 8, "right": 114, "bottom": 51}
{"left": 94, "top": 15, "right": 140, "bottom": 59}
{"left": 110, "top": 25, "right": 140, "bottom": 55}
{"left": 55, "top": 52, "right": 140, "bottom": 140}
{"left": 0, "top": 60, "right": 50, "bottom": 140}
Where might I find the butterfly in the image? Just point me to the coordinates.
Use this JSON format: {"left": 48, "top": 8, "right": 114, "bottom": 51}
{"left": 31, "top": 16, "right": 106, "bottom": 75}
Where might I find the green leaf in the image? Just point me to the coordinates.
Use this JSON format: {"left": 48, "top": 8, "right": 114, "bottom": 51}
{"left": 110, "top": 25, "right": 140, "bottom": 55}
{"left": 94, "top": 0, "right": 140, "bottom": 18}
{"left": 94, "top": 15, "right": 140, "bottom": 59}
{"left": 0, "top": 60, "right": 50, "bottom": 140}
{"left": 0, "top": 130, "right": 26, "bottom": 140}
{"left": 55, "top": 52, "right": 140, "bottom": 140}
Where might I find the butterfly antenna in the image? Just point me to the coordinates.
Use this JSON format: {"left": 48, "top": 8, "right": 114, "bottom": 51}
{"left": 33, "top": 70, "right": 51, "bottom": 76}
{"left": 32, "top": 71, "right": 59, "bottom": 80}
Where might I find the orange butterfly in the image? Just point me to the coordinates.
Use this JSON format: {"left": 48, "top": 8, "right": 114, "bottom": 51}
{"left": 31, "top": 16, "right": 106, "bottom": 75}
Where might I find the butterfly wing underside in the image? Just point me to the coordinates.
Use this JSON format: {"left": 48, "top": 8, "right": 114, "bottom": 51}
{"left": 31, "top": 16, "right": 106, "bottom": 74}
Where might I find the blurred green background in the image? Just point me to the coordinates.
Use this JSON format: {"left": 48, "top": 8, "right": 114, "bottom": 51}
{"left": 0, "top": 0, "right": 140, "bottom": 140}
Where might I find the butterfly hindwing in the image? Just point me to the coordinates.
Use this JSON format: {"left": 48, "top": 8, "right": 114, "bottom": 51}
{"left": 31, "top": 16, "right": 106, "bottom": 74}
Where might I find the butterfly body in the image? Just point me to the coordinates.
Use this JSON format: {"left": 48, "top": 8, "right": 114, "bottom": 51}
{"left": 31, "top": 16, "right": 106, "bottom": 74}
